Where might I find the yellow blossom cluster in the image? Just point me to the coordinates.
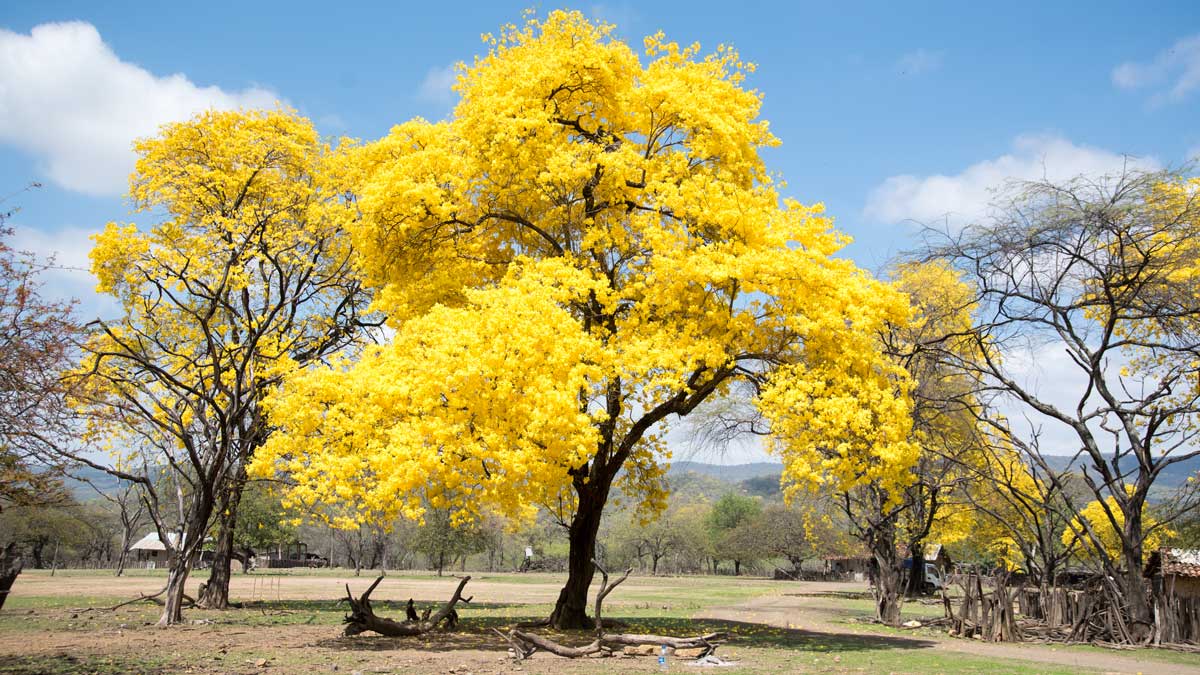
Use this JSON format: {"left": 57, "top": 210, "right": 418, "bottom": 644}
{"left": 250, "top": 10, "right": 908, "bottom": 528}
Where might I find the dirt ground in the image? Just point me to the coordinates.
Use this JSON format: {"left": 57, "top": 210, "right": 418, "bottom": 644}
{"left": 702, "top": 591, "right": 1200, "bottom": 675}
{"left": 11, "top": 570, "right": 585, "bottom": 603}
{"left": 2, "top": 571, "right": 1198, "bottom": 675}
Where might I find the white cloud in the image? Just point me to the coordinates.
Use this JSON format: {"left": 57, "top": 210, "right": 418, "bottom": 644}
{"left": 1112, "top": 33, "right": 1200, "bottom": 105}
{"left": 416, "top": 63, "right": 458, "bottom": 106}
{"left": 864, "top": 134, "right": 1159, "bottom": 227}
{"left": 895, "top": 49, "right": 942, "bottom": 76}
{"left": 0, "top": 22, "right": 278, "bottom": 196}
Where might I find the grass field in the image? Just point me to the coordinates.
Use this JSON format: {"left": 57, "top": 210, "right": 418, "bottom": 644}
{"left": 1, "top": 569, "right": 1196, "bottom": 674}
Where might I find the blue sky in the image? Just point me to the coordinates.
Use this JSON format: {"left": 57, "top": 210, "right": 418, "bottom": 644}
{"left": 1, "top": 2, "right": 1198, "bottom": 460}
{"left": 2, "top": 1, "right": 1198, "bottom": 307}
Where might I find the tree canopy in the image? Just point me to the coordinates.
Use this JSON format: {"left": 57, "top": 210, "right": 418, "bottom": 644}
{"left": 251, "top": 10, "right": 907, "bottom": 627}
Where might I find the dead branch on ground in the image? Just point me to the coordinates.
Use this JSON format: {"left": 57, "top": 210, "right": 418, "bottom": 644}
{"left": 499, "top": 561, "right": 729, "bottom": 660}
{"left": 342, "top": 575, "right": 472, "bottom": 637}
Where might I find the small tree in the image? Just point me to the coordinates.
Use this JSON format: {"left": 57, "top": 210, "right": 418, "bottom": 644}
{"left": 764, "top": 261, "right": 981, "bottom": 624}
{"left": 414, "top": 508, "right": 492, "bottom": 575}
{"left": 706, "top": 494, "right": 761, "bottom": 576}
{"left": 957, "top": 429, "right": 1082, "bottom": 593}
{"left": 0, "top": 188, "right": 74, "bottom": 513}
{"left": 67, "top": 109, "right": 373, "bottom": 624}
{"left": 755, "top": 500, "right": 850, "bottom": 577}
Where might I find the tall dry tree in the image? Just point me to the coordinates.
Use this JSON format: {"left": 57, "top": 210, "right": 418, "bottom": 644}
{"left": 0, "top": 186, "right": 78, "bottom": 609}
{"left": 0, "top": 186, "right": 74, "bottom": 514}
{"left": 923, "top": 166, "right": 1200, "bottom": 640}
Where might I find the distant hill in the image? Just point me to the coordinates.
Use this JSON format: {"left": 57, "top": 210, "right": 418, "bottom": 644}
{"left": 58, "top": 465, "right": 131, "bottom": 500}
{"left": 1037, "top": 452, "right": 1200, "bottom": 498}
{"left": 669, "top": 461, "right": 783, "bottom": 483}
{"left": 667, "top": 454, "right": 1200, "bottom": 502}
{"left": 1038, "top": 452, "right": 1200, "bottom": 484}
{"left": 667, "top": 461, "right": 784, "bottom": 501}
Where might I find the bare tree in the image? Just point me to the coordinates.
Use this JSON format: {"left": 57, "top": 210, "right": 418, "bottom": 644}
{"left": 0, "top": 185, "right": 74, "bottom": 513}
{"left": 923, "top": 166, "right": 1200, "bottom": 640}
{"left": 90, "top": 481, "right": 147, "bottom": 577}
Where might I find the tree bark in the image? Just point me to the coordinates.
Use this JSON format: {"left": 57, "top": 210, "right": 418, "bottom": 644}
{"left": 30, "top": 540, "right": 45, "bottom": 569}
{"left": 0, "top": 543, "right": 22, "bottom": 611}
{"left": 1120, "top": 527, "right": 1152, "bottom": 642}
{"left": 115, "top": 528, "right": 131, "bottom": 577}
{"left": 160, "top": 559, "right": 192, "bottom": 626}
{"left": 869, "top": 520, "right": 903, "bottom": 626}
{"left": 156, "top": 494, "right": 216, "bottom": 625}
{"left": 550, "top": 487, "right": 605, "bottom": 629}
{"left": 905, "top": 542, "right": 926, "bottom": 597}
{"left": 198, "top": 467, "right": 248, "bottom": 609}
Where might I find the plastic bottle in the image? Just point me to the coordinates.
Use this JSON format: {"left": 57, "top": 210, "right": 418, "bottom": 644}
{"left": 659, "top": 644, "right": 669, "bottom": 671}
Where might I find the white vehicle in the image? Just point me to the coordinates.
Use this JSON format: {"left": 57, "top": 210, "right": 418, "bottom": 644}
{"left": 923, "top": 563, "right": 945, "bottom": 592}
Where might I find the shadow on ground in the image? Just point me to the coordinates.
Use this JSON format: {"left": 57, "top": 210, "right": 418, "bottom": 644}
{"left": 239, "top": 599, "right": 527, "bottom": 613}
{"left": 314, "top": 615, "right": 938, "bottom": 654}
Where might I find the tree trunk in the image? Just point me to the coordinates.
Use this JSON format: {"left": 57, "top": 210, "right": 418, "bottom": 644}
{"left": 0, "top": 543, "right": 22, "bottom": 611}
{"left": 115, "top": 536, "right": 130, "bottom": 576}
{"left": 159, "top": 558, "right": 191, "bottom": 626}
{"left": 198, "top": 529, "right": 234, "bottom": 609}
{"left": 156, "top": 495, "right": 216, "bottom": 625}
{"left": 734, "top": 559, "right": 741, "bottom": 576}
{"left": 198, "top": 469, "right": 247, "bottom": 609}
{"left": 870, "top": 521, "right": 903, "bottom": 626}
{"left": 30, "top": 541, "right": 45, "bottom": 569}
{"left": 906, "top": 542, "right": 926, "bottom": 597}
{"left": 549, "top": 488, "right": 604, "bottom": 629}
{"left": 343, "top": 575, "right": 472, "bottom": 637}
{"left": 1122, "top": 545, "right": 1152, "bottom": 641}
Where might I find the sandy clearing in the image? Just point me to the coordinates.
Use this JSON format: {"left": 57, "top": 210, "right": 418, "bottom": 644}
{"left": 702, "top": 586, "right": 1200, "bottom": 675}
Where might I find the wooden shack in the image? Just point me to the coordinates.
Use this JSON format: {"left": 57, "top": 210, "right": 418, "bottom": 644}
{"left": 1145, "top": 548, "right": 1200, "bottom": 599}
{"left": 128, "top": 532, "right": 173, "bottom": 568}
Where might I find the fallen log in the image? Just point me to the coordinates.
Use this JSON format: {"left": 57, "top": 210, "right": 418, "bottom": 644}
{"left": 500, "top": 561, "right": 729, "bottom": 660}
{"left": 342, "top": 575, "right": 472, "bottom": 637}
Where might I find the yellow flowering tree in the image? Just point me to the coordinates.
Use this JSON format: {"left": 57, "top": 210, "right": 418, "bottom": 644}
{"left": 762, "top": 260, "right": 980, "bottom": 624}
{"left": 70, "top": 109, "right": 373, "bottom": 625}
{"left": 1063, "top": 491, "right": 1174, "bottom": 566}
{"left": 251, "top": 10, "right": 906, "bottom": 628}
{"left": 957, "top": 435, "right": 1082, "bottom": 596}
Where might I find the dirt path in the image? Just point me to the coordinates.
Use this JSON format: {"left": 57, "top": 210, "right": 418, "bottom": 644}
{"left": 702, "top": 586, "right": 1200, "bottom": 675}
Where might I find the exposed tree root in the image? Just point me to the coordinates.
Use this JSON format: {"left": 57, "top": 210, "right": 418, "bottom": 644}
{"left": 342, "top": 575, "right": 472, "bottom": 637}
{"left": 499, "top": 561, "right": 728, "bottom": 660}
{"left": 74, "top": 587, "right": 196, "bottom": 614}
